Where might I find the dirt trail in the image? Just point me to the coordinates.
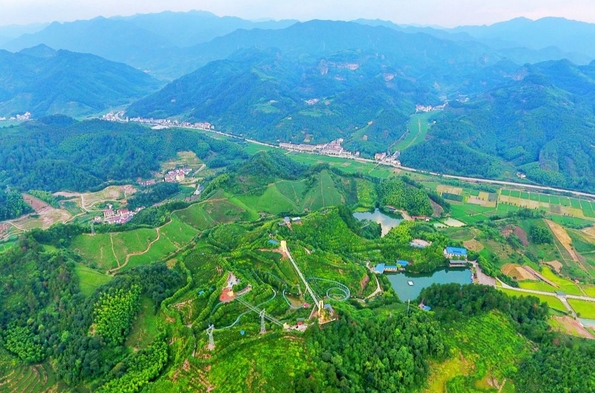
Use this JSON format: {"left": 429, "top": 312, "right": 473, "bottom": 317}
{"left": 109, "top": 233, "right": 120, "bottom": 267}
{"left": 545, "top": 219, "right": 592, "bottom": 277}
{"left": 108, "top": 228, "right": 161, "bottom": 275}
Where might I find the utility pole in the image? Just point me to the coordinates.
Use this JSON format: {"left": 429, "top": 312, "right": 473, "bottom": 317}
{"left": 207, "top": 325, "right": 215, "bottom": 351}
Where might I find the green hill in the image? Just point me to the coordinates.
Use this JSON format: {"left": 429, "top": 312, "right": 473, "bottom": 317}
{"left": 0, "top": 45, "right": 162, "bottom": 118}
{"left": 401, "top": 59, "right": 595, "bottom": 192}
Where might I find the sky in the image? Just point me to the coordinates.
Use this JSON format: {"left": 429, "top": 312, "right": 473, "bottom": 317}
{"left": 1, "top": 0, "right": 595, "bottom": 27}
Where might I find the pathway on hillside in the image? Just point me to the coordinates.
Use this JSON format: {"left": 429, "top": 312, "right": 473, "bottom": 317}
{"left": 107, "top": 227, "right": 161, "bottom": 275}
{"left": 365, "top": 275, "right": 382, "bottom": 300}
{"left": 281, "top": 240, "right": 320, "bottom": 307}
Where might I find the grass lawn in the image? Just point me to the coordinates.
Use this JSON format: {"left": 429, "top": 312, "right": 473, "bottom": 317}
{"left": 450, "top": 204, "right": 494, "bottom": 224}
{"left": 568, "top": 299, "right": 595, "bottom": 319}
{"left": 393, "top": 112, "right": 433, "bottom": 151}
{"left": 75, "top": 264, "right": 112, "bottom": 296}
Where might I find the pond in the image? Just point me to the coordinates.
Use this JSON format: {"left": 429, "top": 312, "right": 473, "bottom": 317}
{"left": 387, "top": 268, "right": 473, "bottom": 301}
{"left": 353, "top": 208, "right": 403, "bottom": 237}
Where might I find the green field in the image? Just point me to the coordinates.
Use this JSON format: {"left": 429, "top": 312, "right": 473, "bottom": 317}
{"left": 449, "top": 204, "right": 495, "bottom": 224}
{"left": 71, "top": 229, "right": 159, "bottom": 271}
{"left": 499, "top": 288, "right": 567, "bottom": 313}
{"left": 75, "top": 264, "right": 113, "bottom": 296}
{"left": 568, "top": 299, "right": 595, "bottom": 319}
{"left": 392, "top": 112, "right": 433, "bottom": 151}
{"left": 174, "top": 203, "right": 217, "bottom": 229}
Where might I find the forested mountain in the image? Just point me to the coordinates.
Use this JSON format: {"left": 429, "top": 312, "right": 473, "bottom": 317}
{"left": 114, "top": 10, "right": 296, "bottom": 47}
{"left": 127, "top": 21, "right": 508, "bottom": 153}
{"left": 0, "top": 116, "right": 248, "bottom": 192}
{"left": 1, "top": 12, "right": 296, "bottom": 79}
{"left": 401, "top": 59, "right": 595, "bottom": 191}
{"left": 0, "top": 45, "right": 162, "bottom": 117}
{"left": 451, "top": 17, "right": 595, "bottom": 59}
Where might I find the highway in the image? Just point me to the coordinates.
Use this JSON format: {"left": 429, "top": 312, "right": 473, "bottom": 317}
{"left": 102, "top": 116, "right": 595, "bottom": 198}
{"left": 192, "top": 124, "right": 595, "bottom": 199}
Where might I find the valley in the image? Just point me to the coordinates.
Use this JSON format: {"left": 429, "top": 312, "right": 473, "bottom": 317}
{"left": 1, "top": 7, "right": 595, "bottom": 393}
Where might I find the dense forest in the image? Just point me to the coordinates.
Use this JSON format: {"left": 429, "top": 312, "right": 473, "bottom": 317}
{"left": 0, "top": 116, "right": 248, "bottom": 192}
{"left": 401, "top": 61, "right": 595, "bottom": 192}
{"left": 0, "top": 189, "right": 32, "bottom": 220}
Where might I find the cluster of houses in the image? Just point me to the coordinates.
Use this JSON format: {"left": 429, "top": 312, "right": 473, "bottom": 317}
{"left": 415, "top": 103, "right": 446, "bottom": 113}
{"left": 101, "top": 111, "right": 215, "bottom": 131}
{"left": 279, "top": 216, "right": 302, "bottom": 229}
{"left": 374, "top": 151, "right": 401, "bottom": 165}
{"left": 372, "top": 244, "right": 469, "bottom": 274}
{"left": 0, "top": 112, "right": 31, "bottom": 122}
{"left": 279, "top": 139, "right": 358, "bottom": 158}
{"left": 165, "top": 167, "right": 192, "bottom": 183}
{"left": 138, "top": 167, "right": 193, "bottom": 187}
{"left": 95, "top": 204, "right": 140, "bottom": 225}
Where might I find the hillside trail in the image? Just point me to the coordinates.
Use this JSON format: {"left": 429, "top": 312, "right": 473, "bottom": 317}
{"left": 109, "top": 233, "right": 120, "bottom": 267}
{"left": 107, "top": 227, "right": 161, "bottom": 275}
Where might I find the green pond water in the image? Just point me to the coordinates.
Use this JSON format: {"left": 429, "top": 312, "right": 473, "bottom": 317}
{"left": 353, "top": 208, "right": 403, "bottom": 237}
{"left": 387, "top": 268, "right": 473, "bottom": 301}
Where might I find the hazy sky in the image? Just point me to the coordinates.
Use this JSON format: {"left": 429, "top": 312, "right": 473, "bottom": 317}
{"left": 2, "top": 0, "right": 595, "bottom": 27}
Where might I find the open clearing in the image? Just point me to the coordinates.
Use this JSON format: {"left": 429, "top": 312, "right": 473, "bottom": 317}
{"left": 501, "top": 264, "right": 537, "bottom": 281}
{"left": 550, "top": 316, "right": 594, "bottom": 339}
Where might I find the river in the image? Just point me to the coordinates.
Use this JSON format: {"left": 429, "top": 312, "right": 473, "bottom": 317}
{"left": 353, "top": 208, "right": 403, "bottom": 237}
{"left": 387, "top": 268, "right": 473, "bottom": 301}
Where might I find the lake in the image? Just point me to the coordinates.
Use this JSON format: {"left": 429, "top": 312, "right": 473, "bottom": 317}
{"left": 353, "top": 208, "right": 403, "bottom": 237}
{"left": 387, "top": 268, "right": 473, "bottom": 301}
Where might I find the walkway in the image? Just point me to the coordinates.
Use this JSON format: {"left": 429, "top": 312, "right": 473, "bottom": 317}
{"left": 280, "top": 240, "right": 320, "bottom": 306}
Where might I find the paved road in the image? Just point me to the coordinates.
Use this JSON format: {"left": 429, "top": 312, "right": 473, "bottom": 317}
{"left": 281, "top": 240, "right": 320, "bottom": 306}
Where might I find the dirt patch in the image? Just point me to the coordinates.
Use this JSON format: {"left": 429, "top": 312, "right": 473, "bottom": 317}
{"left": 360, "top": 275, "right": 370, "bottom": 292}
{"left": 22, "top": 194, "right": 50, "bottom": 212}
{"left": 500, "top": 225, "right": 514, "bottom": 238}
{"left": 581, "top": 226, "right": 595, "bottom": 241}
{"left": 463, "top": 239, "right": 484, "bottom": 252}
{"left": 501, "top": 264, "right": 537, "bottom": 281}
{"left": 545, "top": 260, "right": 563, "bottom": 273}
{"left": 430, "top": 200, "right": 444, "bottom": 217}
{"left": 553, "top": 316, "right": 595, "bottom": 340}
{"left": 545, "top": 219, "right": 580, "bottom": 262}
{"left": 513, "top": 226, "right": 529, "bottom": 246}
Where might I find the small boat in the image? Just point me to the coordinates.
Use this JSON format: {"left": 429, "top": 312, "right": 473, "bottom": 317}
{"left": 408, "top": 280, "right": 414, "bottom": 286}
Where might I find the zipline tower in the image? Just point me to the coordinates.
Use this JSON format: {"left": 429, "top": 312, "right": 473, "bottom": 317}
{"left": 260, "top": 310, "right": 266, "bottom": 334}
{"left": 206, "top": 325, "right": 215, "bottom": 351}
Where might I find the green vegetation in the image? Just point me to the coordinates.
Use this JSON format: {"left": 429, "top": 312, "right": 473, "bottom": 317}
{"left": 377, "top": 178, "right": 434, "bottom": 216}
{"left": 0, "top": 190, "right": 33, "bottom": 220}
{"left": 0, "top": 117, "right": 248, "bottom": 192}
{"left": 128, "top": 182, "right": 181, "bottom": 209}
{"left": 93, "top": 286, "right": 141, "bottom": 346}
{"left": 568, "top": 299, "right": 595, "bottom": 319}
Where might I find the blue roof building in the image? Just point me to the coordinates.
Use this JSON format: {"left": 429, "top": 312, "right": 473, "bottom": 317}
{"left": 444, "top": 247, "right": 468, "bottom": 258}
{"left": 397, "top": 260, "right": 410, "bottom": 266}
{"left": 268, "top": 239, "right": 279, "bottom": 246}
{"left": 375, "top": 263, "right": 386, "bottom": 274}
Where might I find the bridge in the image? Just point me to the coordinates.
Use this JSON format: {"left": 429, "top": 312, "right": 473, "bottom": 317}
{"left": 235, "top": 293, "right": 283, "bottom": 326}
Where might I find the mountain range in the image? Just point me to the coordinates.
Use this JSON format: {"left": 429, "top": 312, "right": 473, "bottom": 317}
{"left": 2, "top": 11, "right": 595, "bottom": 191}
{"left": 0, "top": 45, "right": 162, "bottom": 117}
{"left": 2, "top": 12, "right": 595, "bottom": 79}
